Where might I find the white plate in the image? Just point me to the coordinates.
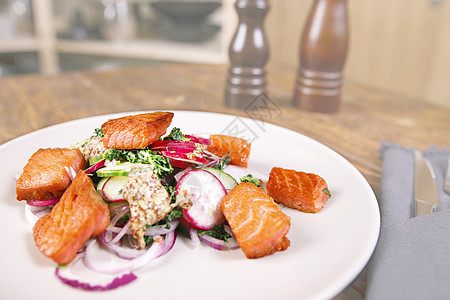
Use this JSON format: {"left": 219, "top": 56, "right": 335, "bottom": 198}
{"left": 0, "top": 111, "right": 380, "bottom": 300}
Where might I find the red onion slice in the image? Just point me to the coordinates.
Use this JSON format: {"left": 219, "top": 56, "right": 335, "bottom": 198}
{"left": 105, "top": 243, "right": 142, "bottom": 260}
{"left": 188, "top": 228, "right": 201, "bottom": 247}
{"left": 109, "top": 202, "right": 129, "bottom": 218}
{"left": 64, "top": 166, "right": 77, "bottom": 181}
{"left": 84, "top": 232, "right": 175, "bottom": 275}
{"left": 224, "top": 225, "right": 233, "bottom": 236}
{"left": 104, "top": 222, "right": 131, "bottom": 245}
{"left": 203, "top": 150, "right": 220, "bottom": 161}
{"left": 99, "top": 221, "right": 179, "bottom": 259}
{"left": 26, "top": 199, "right": 59, "bottom": 207}
{"left": 105, "top": 220, "right": 179, "bottom": 237}
{"left": 56, "top": 252, "right": 136, "bottom": 291}
{"left": 24, "top": 204, "right": 52, "bottom": 227}
{"left": 98, "top": 232, "right": 143, "bottom": 260}
{"left": 198, "top": 234, "right": 225, "bottom": 251}
{"left": 159, "top": 230, "right": 177, "bottom": 257}
{"left": 225, "top": 236, "right": 240, "bottom": 250}
{"left": 146, "top": 221, "right": 179, "bottom": 236}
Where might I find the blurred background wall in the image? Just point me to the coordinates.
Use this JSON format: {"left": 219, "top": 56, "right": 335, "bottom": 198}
{"left": 266, "top": 0, "right": 450, "bottom": 109}
{"left": 1, "top": 0, "right": 449, "bottom": 108}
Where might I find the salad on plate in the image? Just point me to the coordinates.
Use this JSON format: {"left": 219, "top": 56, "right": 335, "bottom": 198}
{"left": 14, "top": 111, "right": 331, "bottom": 291}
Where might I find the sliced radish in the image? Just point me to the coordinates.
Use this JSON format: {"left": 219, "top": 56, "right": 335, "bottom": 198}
{"left": 184, "top": 135, "right": 211, "bottom": 145}
{"left": 200, "top": 167, "right": 238, "bottom": 192}
{"left": 174, "top": 167, "right": 192, "bottom": 182}
{"left": 176, "top": 169, "right": 227, "bottom": 230}
{"left": 162, "top": 151, "right": 209, "bottom": 164}
{"left": 101, "top": 176, "right": 129, "bottom": 202}
{"left": 176, "top": 167, "right": 237, "bottom": 192}
{"left": 85, "top": 159, "right": 106, "bottom": 174}
{"left": 161, "top": 151, "right": 209, "bottom": 169}
{"left": 171, "top": 160, "right": 191, "bottom": 169}
{"left": 96, "top": 177, "right": 108, "bottom": 193}
{"left": 55, "top": 252, "right": 136, "bottom": 291}
{"left": 150, "top": 140, "right": 196, "bottom": 152}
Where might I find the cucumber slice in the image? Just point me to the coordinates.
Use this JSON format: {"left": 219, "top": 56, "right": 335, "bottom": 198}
{"left": 96, "top": 177, "right": 109, "bottom": 192}
{"left": 96, "top": 162, "right": 133, "bottom": 177}
{"left": 89, "top": 154, "right": 104, "bottom": 166}
{"left": 200, "top": 167, "right": 238, "bottom": 192}
{"left": 96, "top": 162, "right": 152, "bottom": 177}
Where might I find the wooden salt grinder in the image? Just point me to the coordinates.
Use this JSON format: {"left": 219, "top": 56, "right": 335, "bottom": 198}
{"left": 293, "top": 0, "right": 349, "bottom": 113}
{"left": 225, "top": 0, "right": 270, "bottom": 109}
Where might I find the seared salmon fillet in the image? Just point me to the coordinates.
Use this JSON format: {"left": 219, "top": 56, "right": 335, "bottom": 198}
{"left": 33, "top": 171, "right": 110, "bottom": 265}
{"left": 266, "top": 167, "right": 331, "bottom": 213}
{"left": 207, "top": 135, "right": 251, "bottom": 167}
{"left": 16, "top": 148, "right": 87, "bottom": 201}
{"left": 102, "top": 111, "right": 174, "bottom": 149}
{"left": 220, "top": 183, "right": 290, "bottom": 259}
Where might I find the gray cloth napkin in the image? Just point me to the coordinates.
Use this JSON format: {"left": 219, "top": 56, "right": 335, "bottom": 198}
{"left": 365, "top": 143, "right": 450, "bottom": 300}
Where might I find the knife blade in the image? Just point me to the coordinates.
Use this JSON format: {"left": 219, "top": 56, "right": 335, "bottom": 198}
{"left": 444, "top": 153, "right": 450, "bottom": 194}
{"left": 414, "top": 150, "right": 439, "bottom": 216}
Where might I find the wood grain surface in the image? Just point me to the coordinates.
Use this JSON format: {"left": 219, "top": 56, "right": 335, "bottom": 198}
{"left": 0, "top": 62, "right": 449, "bottom": 299}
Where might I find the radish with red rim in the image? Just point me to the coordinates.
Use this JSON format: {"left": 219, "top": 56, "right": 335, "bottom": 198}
{"left": 99, "top": 176, "right": 128, "bottom": 202}
{"left": 184, "top": 135, "right": 211, "bottom": 145}
{"left": 149, "top": 140, "right": 197, "bottom": 152}
{"left": 85, "top": 159, "right": 107, "bottom": 174}
{"left": 176, "top": 169, "right": 227, "bottom": 230}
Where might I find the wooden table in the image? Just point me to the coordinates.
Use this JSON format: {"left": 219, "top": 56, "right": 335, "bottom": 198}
{"left": 1, "top": 62, "right": 449, "bottom": 299}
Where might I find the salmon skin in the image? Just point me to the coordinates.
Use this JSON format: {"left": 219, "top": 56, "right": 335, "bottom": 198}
{"left": 207, "top": 135, "right": 251, "bottom": 167}
{"left": 16, "top": 148, "right": 87, "bottom": 201}
{"left": 266, "top": 167, "right": 331, "bottom": 213}
{"left": 33, "top": 171, "right": 110, "bottom": 265}
{"left": 220, "top": 183, "right": 290, "bottom": 259}
{"left": 102, "top": 112, "right": 174, "bottom": 150}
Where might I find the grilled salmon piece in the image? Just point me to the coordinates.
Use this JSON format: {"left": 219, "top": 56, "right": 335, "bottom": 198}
{"left": 266, "top": 167, "right": 331, "bottom": 213}
{"left": 207, "top": 135, "right": 251, "bottom": 167}
{"left": 102, "top": 112, "right": 174, "bottom": 149}
{"left": 16, "top": 148, "right": 87, "bottom": 201}
{"left": 220, "top": 182, "right": 290, "bottom": 259}
{"left": 33, "top": 171, "right": 110, "bottom": 265}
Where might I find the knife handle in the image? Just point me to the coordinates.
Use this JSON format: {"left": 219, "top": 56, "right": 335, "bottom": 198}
{"left": 415, "top": 200, "right": 436, "bottom": 217}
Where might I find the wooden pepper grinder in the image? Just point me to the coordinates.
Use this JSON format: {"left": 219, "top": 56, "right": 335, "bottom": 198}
{"left": 293, "top": 0, "right": 349, "bottom": 113}
{"left": 225, "top": 0, "right": 270, "bottom": 109}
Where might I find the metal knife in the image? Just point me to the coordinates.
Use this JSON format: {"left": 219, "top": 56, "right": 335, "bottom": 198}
{"left": 414, "top": 150, "right": 439, "bottom": 216}
{"left": 445, "top": 153, "right": 450, "bottom": 194}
